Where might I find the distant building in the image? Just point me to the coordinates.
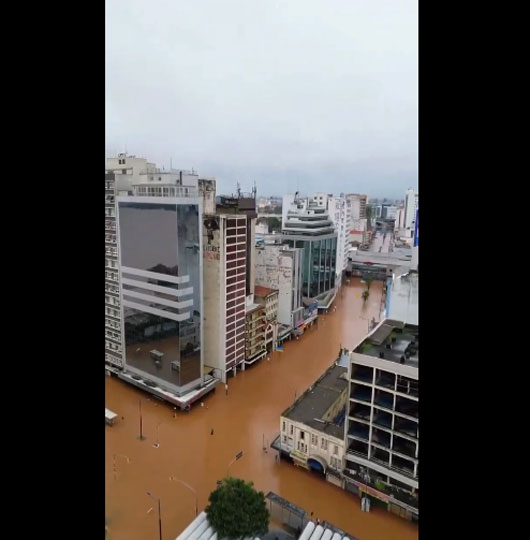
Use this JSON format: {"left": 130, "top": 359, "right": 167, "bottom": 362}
{"left": 346, "top": 194, "right": 367, "bottom": 221}
{"left": 273, "top": 352, "right": 349, "bottom": 487}
{"left": 404, "top": 189, "right": 418, "bottom": 230}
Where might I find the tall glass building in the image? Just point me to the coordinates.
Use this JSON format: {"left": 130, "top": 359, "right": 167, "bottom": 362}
{"left": 282, "top": 197, "right": 338, "bottom": 301}
{"left": 117, "top": 197, "right": 203, "bottom": 395}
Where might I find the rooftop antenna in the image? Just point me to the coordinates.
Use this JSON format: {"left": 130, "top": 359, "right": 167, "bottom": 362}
{"left": 236, "top": 182, "right": 241, "bottom": 198}
{"left": 252, "top": 181, "right": 257, "bottom": 199}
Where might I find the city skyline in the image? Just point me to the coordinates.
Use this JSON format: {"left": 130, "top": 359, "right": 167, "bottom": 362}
{"left": 106, "top": 0, "right": 418, "bottom": 199}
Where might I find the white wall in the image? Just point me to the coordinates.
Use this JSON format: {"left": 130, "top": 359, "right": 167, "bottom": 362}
{"left": 255, "top": 246, "right": 296, "bottom": 327}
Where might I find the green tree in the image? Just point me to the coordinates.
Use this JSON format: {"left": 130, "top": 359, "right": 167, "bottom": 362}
{"left": 362, "top": 290, "right": 370, "bottom": 303}
{"left": 267, "top": 217, "right": 281, "bottom": 232}
{"left": 205, "top": 477, "right": 269, "bottom": 539}
{"left": 365, "top": 275, "right": 373, "bottom": 290}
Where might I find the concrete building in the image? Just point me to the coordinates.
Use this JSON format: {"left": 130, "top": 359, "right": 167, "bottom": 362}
{"left": 255, "top": 245, "right": 304, "bottom": 343}
{"left": 105, "top": 172, "right": 125, "bottom": 369}
{"left": 254, "top": 286, "right": 279, "bottom": 352}
{"left": 244, "top": 295, "right": 267, "bottom": 365}
{"left": 273, "top": 352, "right": 349, "bottom": 487}
{"left": 344, "top": 319, "right": 418, "bottom": 520}
{"left": 282, "top": 195, "right": 338, "bottom": 309}
{"left": 115, "top": 190, "right": 220, "bottom": 407}
{"left": 106, "top": 153, "right": 156, "bottom": 195}
{"left": 202, "top": 192, "right": 257, "bottom": 382}
{"left": 404, "top": 189, "right": 418, "bottom": 230}
{"left": 346, "top": 194, "right": 367, "bottom": 221}
{"left": 386, "top": 273, "right": 418, "bottom": 326}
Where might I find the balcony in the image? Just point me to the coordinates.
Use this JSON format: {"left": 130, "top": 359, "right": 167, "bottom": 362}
{"left": 347, "top": 439, "right": 369, "bottom": 459}
{"left": 394, "top": 417, "right": 418, "bottom": 439}
{"left": 395, "top": 396, "right": 418, "bottom": 419}
{"left": 392, "top": 436, "right": 417, "bottom": 460}
{"left": 375, "top": 370, "right": 396, "bottom": 390}
{"left": 374, "top": 390, "right": 393, "bottom": 410}
{"left": 347, "top": 422, "right": 370, "bottom": 442}
{"left": 373, "top": 410, "right": 392, "bottom": 430}
{"left": 372, "top": 428, "right": 391, "bottom": 449}
{"left": 350, "top": 385, "right": 372, "bottom": 404}
{"left": 351, "top": 365, "right": 373, "bottom": 384}
{"left": 349, "top": 402, "right": 371, "bottom": 422}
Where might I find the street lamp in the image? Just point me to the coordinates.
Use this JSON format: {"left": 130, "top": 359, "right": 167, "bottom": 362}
{"left": 169, "top": 476, "right": 198, "bottom": 516}
{"left": 153, "top": 422, "right": 163, "bottom": 449}
{"left": 227, "top": 450, "right": 244, "bottom": 476}
{"left": 138, "top": 399, "right": 146, "bottom": 441}
{"left": 146, "top": 491, "right": 162, "bottom": 540}
{"left": 112, "top": 453, "right": 131, "bottom": 481}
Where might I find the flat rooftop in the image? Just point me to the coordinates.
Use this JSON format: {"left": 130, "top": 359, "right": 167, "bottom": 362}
{"left": 355, "top": 319, "right": 419, "bottom": 368}
{"left": 282, "top": 359, "right": 348, "bottom": 439}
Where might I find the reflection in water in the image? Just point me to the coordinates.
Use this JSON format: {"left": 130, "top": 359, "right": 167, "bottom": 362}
{"left": 106, "top": 280, "right": 417, "bottom": 540}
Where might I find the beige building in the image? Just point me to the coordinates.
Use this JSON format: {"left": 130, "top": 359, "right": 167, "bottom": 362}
{"left": 254, "top": 285, "right": 279, "bottom": 351}
{"left": 273, "top": 354, "right": 349, "bottom": 487}
{"left": 244, "top": 296, "right": 266, "bottom": 365}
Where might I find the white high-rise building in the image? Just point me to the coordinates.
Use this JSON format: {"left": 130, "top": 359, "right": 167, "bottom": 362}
{"left": 404, "top": 189, "right": 418, "bottom": 230}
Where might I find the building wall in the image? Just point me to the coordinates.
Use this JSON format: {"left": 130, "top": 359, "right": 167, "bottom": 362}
{"left": 116, "top": 196, "right": 204, "bottom": 395}
{"left": 255, "top": 246, "right": 304, "bottom": 328}
{"left": 105, "top": 172, "right": 125, "bottom": 368}
{"left": 280, "top": 416, "right": 345, "bottom": 473}
{"left": 202, "top": 216, "right": 225, "bottom": 380}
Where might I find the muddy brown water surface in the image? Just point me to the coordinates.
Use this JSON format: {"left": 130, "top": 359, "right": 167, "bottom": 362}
{"left": 106, "top": 279, "right": 418, "bottom": 540}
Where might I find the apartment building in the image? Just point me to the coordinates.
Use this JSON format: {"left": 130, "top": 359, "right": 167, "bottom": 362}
{"left": 244, "top": 296, "right": 267, "bottom": 365}
{"left": 254, "top": 286, "right": 279, "bottom": 351}
{"left": 105, "top": 172, "right": 124, "bottom": 369}
{"left": 201, "top": 193, "right": 257, "bottom": 382}
{"left": 282, "top": 195, "right": 338, "bottom": 310}
{"left": 106, "top": 152, "right": 156, "bottom": 195}
{"left": 346, "top": 194, "right": 367, "bottom": 221}
{"left": 273, "top": 352, "right": 349, "bottom": 487}
{"left": 344, "top": 319, "right": 418, "bottom": 520}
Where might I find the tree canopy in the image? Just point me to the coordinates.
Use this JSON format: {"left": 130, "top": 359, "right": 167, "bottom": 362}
{"left": 205, "top": 477, "right": 269, "bottom": 539}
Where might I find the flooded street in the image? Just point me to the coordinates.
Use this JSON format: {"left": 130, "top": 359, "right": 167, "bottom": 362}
{"left": 106, "top": 279, "right": 418, "bottom": 540}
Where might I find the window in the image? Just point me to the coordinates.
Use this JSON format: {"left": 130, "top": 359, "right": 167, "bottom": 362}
{"left": 334, "top": 445, "right": 339, "bottom": 455}
{"left": 321, "top": 438, "right": 328, "bottom": 451}
{"left": 300, "top": 431, "right": 305, "bottom": 440}
{"left": 290, "top": 425, "right": 293, "bottom": 436}
{"left": 282, "top": 421, "right": 286, "bottom": 432}
{"left": 311, "top": 434, "right": 318, "bottom": 446}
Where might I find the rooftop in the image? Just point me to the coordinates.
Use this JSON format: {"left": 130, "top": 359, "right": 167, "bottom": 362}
{"left": 282, "top": 356, "right": 348, "bottom": 440}
{"left": 355, "top": 319, "right": 419, "bottom": 369}
{"left": 254, "top": 285, "right": 278, "bottom": 299}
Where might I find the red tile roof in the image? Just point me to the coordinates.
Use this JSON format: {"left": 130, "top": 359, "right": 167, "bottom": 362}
{"left": 254, "top": 285, "right": 278, "bottom": 298}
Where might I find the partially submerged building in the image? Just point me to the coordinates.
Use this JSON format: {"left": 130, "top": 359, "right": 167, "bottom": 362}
{"left": 272, "top": 352, "right": 349, "bottom": 487}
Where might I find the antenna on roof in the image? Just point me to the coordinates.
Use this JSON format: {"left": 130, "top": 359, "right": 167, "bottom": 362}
{"left": 236, "top": 182, "right": 241, "bottom": 198}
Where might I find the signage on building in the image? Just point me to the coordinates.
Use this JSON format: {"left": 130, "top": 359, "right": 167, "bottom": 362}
{"left": 351, "top": 480, "right": 390, "bottom": 502}
{"left": 203, "top": 245, "right": 220, "bottom": 260}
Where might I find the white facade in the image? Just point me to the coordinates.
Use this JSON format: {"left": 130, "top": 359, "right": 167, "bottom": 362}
{"left": 255, "top": 245, "right": 304, "bottom": 329}
{"left": 404, "top": 189, "right": 418, "bottom": 230}
{"left": 105, "top": 172, "right": 125, "bottom": 369}
{"left": 202, "top": 214, "right": 248, "bottom": 382}
{"left": 346, "top": 194, "right": 367, "bottom": 221}
{"left": 280, "top": 416, "right": 345, "bottom": 475}
{"left": 106, "top": 153, "right": 156, "bottom": 195}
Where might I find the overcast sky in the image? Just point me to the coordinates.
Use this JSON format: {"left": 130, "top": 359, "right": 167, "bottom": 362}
{"left": 106, "top": 0, "right": 417, "bottom": 199}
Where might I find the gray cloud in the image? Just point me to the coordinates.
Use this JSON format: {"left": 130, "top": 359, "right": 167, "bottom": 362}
{"left": 106, "top": 0, "right": 417, "bottom": 198}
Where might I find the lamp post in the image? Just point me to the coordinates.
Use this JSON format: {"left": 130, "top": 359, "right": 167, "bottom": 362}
{"left": 147, "top": 491, "right": 162, "bottom": 540}
{"left": 153, "top": 422, "right": 163, "bottom": 448}
{"left": 138, "top": 399, "right": 146, "bottom": 441}
{"left": 169, "top": 476, "right": 198, "bottom": 516}
{"left": 112, "top": 453, "right": 131, "bottom": 481}
{"left": 227, "top": 450, "right": 244, "bottom": 476}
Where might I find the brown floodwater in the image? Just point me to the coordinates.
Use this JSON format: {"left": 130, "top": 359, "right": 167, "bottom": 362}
{"left": 105, "top": 279, "right": 418, "bottom": 540}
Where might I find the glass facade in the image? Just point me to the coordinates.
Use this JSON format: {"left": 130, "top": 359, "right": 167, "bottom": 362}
{"left": 285, "top": 237, "right": 337, "bottom": 297}
{"left": 118, "top": 201, "right": 202, "bottom": 390}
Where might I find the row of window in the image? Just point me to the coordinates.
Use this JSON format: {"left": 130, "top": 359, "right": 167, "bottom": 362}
{"left": 105, "top": 259, "right": 118, "bottom": 269}
{"left": 105, "top": 207, "right": 115, "bottom": 217}
{"left": 282, "top": 422, "right": 339, "bottom": 454}
{"left": 105, "top": 295, "right": 120, "bottom": 307}
{"left": 105, "top": 340, "right": 122, "bottom": 353}
{"left": 105, "top": 330, "right": 121, "bottom": 343}
{"left": 106, "top": 306, "right": 120, "bottom": 318}
{"left": 105, "top": 246, "right": 118, "bottom": 257}
{"left": 105, "top": 283, "right": 119, "bottom": 294}
{"left": 105, "top": 318, "right": 120, "bottom": 330}
{"left": 105, "top": 271, "right": 119, "bottom": 282}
